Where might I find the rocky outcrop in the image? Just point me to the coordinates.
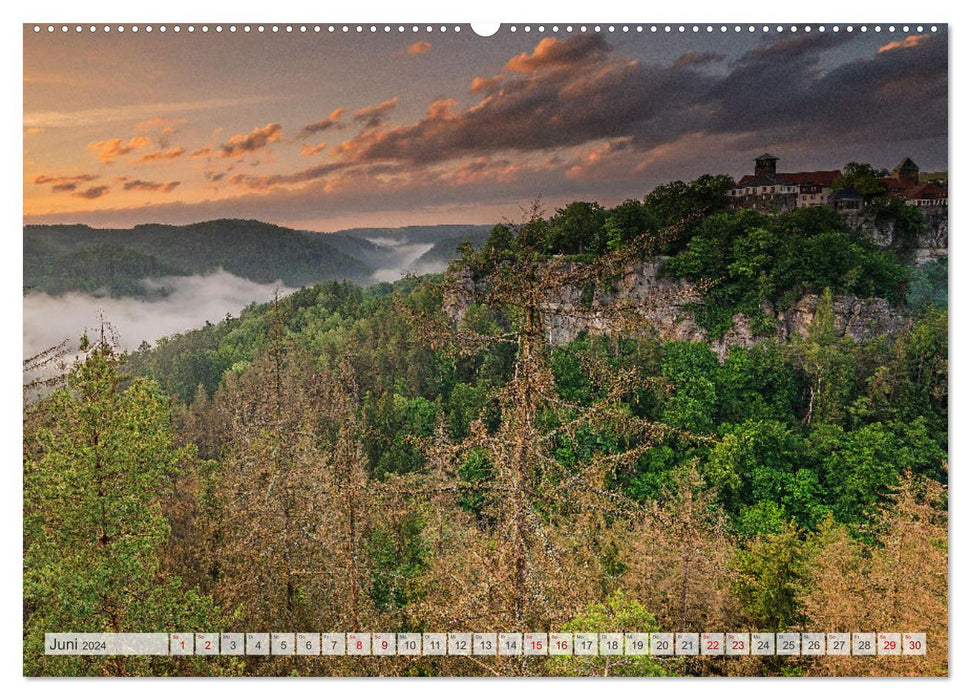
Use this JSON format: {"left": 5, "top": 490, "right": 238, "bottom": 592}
{"left": 443, "top": 266, "right": 477, "bottom": 324}
{"left": 914, "top": 208, "right": 949, "bottom": 265}
{"left": 445, "top": 261, "right": 908, "bottom": 361}
{"left": 776, "top": 294, "right": 907, "bottom": 344}
{"left": 849, "top": 206, "right": 948, "bottom": 265}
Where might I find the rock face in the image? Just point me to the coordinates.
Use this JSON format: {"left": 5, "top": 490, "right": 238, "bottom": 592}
{"left": 776, "top": 294, "right": 907, "bottom": 344}
{"left": 849, "top": 206, "right": 948, "bottom": 265}
{"left": 445, "top": 261, "right": 908, "bottom": 361}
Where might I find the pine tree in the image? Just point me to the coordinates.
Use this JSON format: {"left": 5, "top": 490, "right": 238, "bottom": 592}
{"left": 24, "top": 340, "right": 220, "bottom": 676}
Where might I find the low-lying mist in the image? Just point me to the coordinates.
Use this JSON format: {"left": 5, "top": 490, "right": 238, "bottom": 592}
{"left": 24, "top": 269, "right": 293, "bottom": 359}
{"left": 366, "top": 238, "right": 436, "bottom": 283}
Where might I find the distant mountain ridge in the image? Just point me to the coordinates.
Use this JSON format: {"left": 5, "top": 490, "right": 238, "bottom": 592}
{"left": 23, "top": 219, "right": 492, "bottom": 297}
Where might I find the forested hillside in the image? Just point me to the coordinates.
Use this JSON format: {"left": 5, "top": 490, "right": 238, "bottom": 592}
{"left": 23, "top": 178, "right": 947, "bottom": 677}
{"left": 23, "top": 220, "right": 492, "bottom": 297}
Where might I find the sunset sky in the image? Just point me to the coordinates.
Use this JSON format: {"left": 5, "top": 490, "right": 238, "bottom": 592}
{"left": 23, "top": 25, "right": 947, "bottom": 231}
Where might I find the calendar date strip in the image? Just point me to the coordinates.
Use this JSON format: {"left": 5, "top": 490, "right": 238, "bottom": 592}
{"left": 45, "top": 631, "right": 927, "bottom": 657}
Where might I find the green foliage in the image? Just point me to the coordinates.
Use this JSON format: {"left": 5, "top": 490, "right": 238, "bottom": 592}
{"left": 733, "top": 523, "right": 810, "bottom": 630}
{"left": 543, "top": 201, "right": 608, "bottom": 255}
{"left": 868, "top": 195, "right": 927, "bottom": 244}
{"left": 807, "top": 419, "right": 945, "bottom": 526}
{"left": 833, "top": 162, "right": 890, "bottom": 199}
{"left": 660, "top": 342, "right": 719, "bottom": 433}
{"left": 24, "top": 242, "right": 184, "bottom": 297}
{"left": 716, "top": 344, "right": 802, "bottom": 425}
{"left": 705, "top": 420, "right": 827, "bottom": 531}
{"left": 546, "top": 591, "right": 669, "bottom": 677}
{"left": 605, "top": 199, "right": 661, "bottom": 251}
{"left": 907, "top": 258, "right": 948, "bottom": 309}
{"left": 643, "top": 174, "right": 736, "bottom": 228}
{"left": 788, "top": 288, "right": 859, "bottom": 426}
{"left": 367, "top": 512, "right": 429, "bottom": 614}
{"left": 24, "top": 345, "right": 221, "bottom": 675}
{"left": 457, "top": 447, "right": 495, "bottom": 522}
{"left": 664, "top": 209, "right": 908, "bottom": 335}
{"left": 366, "top": 393, "right": 439, "bottom": 480}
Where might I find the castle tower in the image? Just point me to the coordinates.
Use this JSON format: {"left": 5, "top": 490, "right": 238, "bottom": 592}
{"left": 892, "top": 157, "right": 920, "bottom": 185}
{"left": 754, "top": 153, "right": 779, "bottom": 176}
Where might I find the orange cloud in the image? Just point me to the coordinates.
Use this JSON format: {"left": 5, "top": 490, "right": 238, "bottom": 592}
{"left": 191, "top": 147, "right": 213, "bottom": 158}
{"left": 673, "top": 51, "right": 726, "bottom": 68}
{"left": 134, "top": 147, "right": 185, "bottom": 163}
{"left": 87, "top": 136, "right": 152, "bottom": 164}
{"left": 470, "top": 75, "right": 502, "bottom": 93}
{"left": 878, "top": 34, "right": 931, "bottom": 53}
{"left": 408, "top": 40, "right": 431, "bottom": 56}
{"left": 220, "top": 123, "right": 283, "bottom": 157}
{"left": 426, "top": 98, "right": 458, "bottom": 120}
{"left": 300, "top": 142, "right": 328, "bottom": 157}
{"left": 25, "top": 127, "right": 44, "bottom": 136}
{"left": 504, "top": 35, "right": 609, "bottom": 73}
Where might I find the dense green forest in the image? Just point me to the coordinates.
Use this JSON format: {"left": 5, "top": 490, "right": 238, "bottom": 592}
{"left": 23, "top": 175, "right": 947, "bottom": 677}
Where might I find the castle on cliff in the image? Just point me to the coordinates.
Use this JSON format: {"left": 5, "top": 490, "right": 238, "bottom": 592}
{"left": 727, "top": 154, "right": 947, "bottom": 215}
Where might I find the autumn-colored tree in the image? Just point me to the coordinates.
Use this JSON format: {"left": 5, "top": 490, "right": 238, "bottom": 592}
{"left": 209, "top": 307, "right": 336, "bottom": 634}
{"left": 800, "top": 471, "right": 948, "bottom": 676}
{"left": 407, "top": 209, "right": 703, "bottom": 635}
{"left": 622, "top": 467, "right": 738, "bottom": 632}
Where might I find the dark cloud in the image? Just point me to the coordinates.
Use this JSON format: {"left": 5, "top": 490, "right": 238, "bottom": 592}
{"left": 338, "top": 36, "right": 712, "bottom": 165}
{"left": 34, "top": 173, "right": 99, "bottom": 193}
{"left": 300, "top": 108, "right": 345, "bottom": 137}
{"left": 229, "top": 162, "right": 346, "bottom": 191}
{"left": 220, "top": 123, "right": 283, "bottom": 157}
{"left": 135, "top": 147, "right": 185, "bottom": 163}
{"left": 353, "top": 98, "right": 399, "bottom": 129}
{"left": 673, "top": 51, "right": 726, "bottom": 68}
{"left": 707, "top": 32, "right": 947, "bottom": 145}
{"left": 122, "top": 179, "right": 181, "bottom": 193}
{"left": 72, "top": 185, "right": 110, "bottom": 199}
{"left": 332, "top": 32, "right": 945, "bottom": 169}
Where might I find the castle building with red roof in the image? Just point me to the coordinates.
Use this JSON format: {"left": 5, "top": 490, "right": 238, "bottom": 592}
{"left": 729, "top": 154, "right": 841, "bottom": 213}
{"left": 728, "top": 154, "right": 946, "bottom": 214}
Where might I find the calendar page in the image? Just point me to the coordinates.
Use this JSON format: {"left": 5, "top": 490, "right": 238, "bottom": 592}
{"left": 22, "top": 18, "right": 948, "bottom": 679}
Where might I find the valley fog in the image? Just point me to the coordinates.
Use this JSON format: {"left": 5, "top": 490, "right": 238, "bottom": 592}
{"left": 23, "top": 269, "right": 292, "bottom": 358}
